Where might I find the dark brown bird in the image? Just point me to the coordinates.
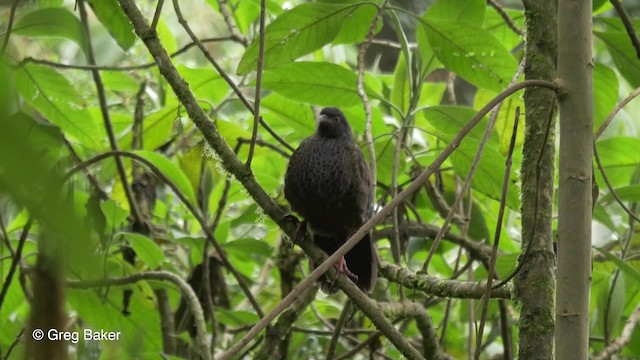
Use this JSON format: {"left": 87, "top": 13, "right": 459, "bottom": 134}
{"left": 284, "top": 107, "right": 377, "bottom": 293}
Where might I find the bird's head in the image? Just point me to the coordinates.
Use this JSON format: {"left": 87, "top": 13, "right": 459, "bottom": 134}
{"left": 317, "top": 107, "right": 352, "bottom": 139}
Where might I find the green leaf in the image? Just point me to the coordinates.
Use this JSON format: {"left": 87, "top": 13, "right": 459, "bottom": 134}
{"left": 13, "top": 8, "right": 86, "bottom": 51}
{"left": 87, "top": 0, "right": 136, "bottom": 51}
{"left": 132, "top": 150, "right": 198, "bottom": 206}
{"left": 15, "top": 64, "right": 100, "bottom": 150}
{"left": 216, "top": 309, "right": 260, "bottom": 327}
{"left": 333, "top": 3, "right": 377, "bottom": 44}
{"left": 483, "top": 7, "right": 523, "bottom": 51}
{"left": 261, "top": 93, "right": 316, "bottom": 141}
{"left": 593, "top": 204, "right": 616, "bottom": 231}
{"left": 261, "top": 62, "right": 379, "bottom": 107}
{"left": 595, "top": 32, "right": 640, "bottom": 87}
{"left": 100, "top": 200, "right": 129, "bottom": 230}
{"left": 419, "top": 106, "right": 495, "bottom": 144}
{"left": 422, "top": 19, "right": 518, "bottom": 92}
{"left": 595, "top": 247, "right": 640, "bottom": 284}
{"left": 595, "top": 137, "right": 640, "bottom": 188}
{"left": 474, "top": 88, "right": 525, "bottom": 154}
{"left": 599, "top": 185, "right": 640, "bottom": 204}
{"left": 138, "top": 106, "right": 179, "bottom": 151}
{"left": 593, "top": 63, "right": 619, "bottom": 132}
{"left": 173, "top": 237, "right": 206, "bottom": 265}
{"left": 178, "top": 65, "right": 229, "bottom": 105}
{"left": 391, "top": 55, "right": 411, "bottom": 114}
{"left": 119, "top": 232, "right": 165, "bottom": 269}
{"left": 101, "top": 71, "right": 139, "bottom": 92}
{"left": 451, "top": 139, "right": 520, "bottom": 209}
{"left": 425, "top": 0, "right": 485, "bottom": 25}
{"left": 223, "top": 238, "right": 272, "bottom": 258}
{"left": 237, "top": 3, "right": 377, "bottom": 74}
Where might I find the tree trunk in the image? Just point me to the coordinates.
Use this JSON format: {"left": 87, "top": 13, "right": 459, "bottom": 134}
{"left": 556, "top": 0, "right": 593, "bottom": 359}
{"left": 515, "top": 1, "right": 557, "bottom": 358}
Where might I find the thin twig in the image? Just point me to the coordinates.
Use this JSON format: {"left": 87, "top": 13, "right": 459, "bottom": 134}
{"left": 378, "top": 301, "right": 445, "bottom": 360}
{"left": 0, "top": 219, "right": 31, "bottom": 312}
{"left": 609, "top": 0, "right": 640, "bottom": 59}
{"left": 327, "top": 301, "right": 353, "bottom": 360}
{"left": 3, "top": 328, "right": 23, "bottom": 360}
{"left": 171, "top": 0, "right": 293, "bottom": 153}
{"left": 246, "top": 0, "right": 266, "bottom": 166}
{"left": 493, "top": 98, "right": 556, "bottom": 289}
{"left": 422, "top": 58, "right": 525, "bottom": 273}
{"left": 16, "top": 37, "right": 241, "bottom": 71}
{"left": 487, "top": 0, "right": 523, "bottom": 36}
{"left": 595, "top": 87, "right": 640, "bottom": 139}
{"left": 78, "top": 0, "right": 144, "bottom": 225}
{"left": 68, "top": 271, "right": 211, "bottom": 360}
{"left": 66, "top": 151, "right": 265, "bottom": 318}
{"left": 358, "top": 1, "right": 387, "bottom": 204}
{"left": 0, "top": 0, "right": 20, "bottom": 57}
{"left": 593, "top": 144, "right": 640, "bottom": 222}
{"left": 151, "top": 0, "right": 164, "bottom": 31}
{"left": 117, "top": 0, "right": 558, "bottom": 353}
{"left": 237, "top": 138, "right": 290, "bottom": 158}
{"left": 474, "top": 107, "right": 520, "bottom": 359}
{"left": 373, "top": 223, "right": 492, "bottom": 264}
{"left": 217, "top": 0, "right": 247, "bottom": 46}
{"left": 594, "top": 303, "right": 640, "bottom": 360}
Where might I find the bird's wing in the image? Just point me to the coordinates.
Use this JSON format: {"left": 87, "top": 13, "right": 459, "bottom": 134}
{"left": 346, "top": 143, "right": 373, "bottom": 220}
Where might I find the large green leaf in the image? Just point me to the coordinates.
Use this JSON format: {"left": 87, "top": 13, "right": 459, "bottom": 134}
{"left": 419, "top": 106, "right": 495, "bottom": 144}
{"left": 421, "top": 19, "right": 518, "bottom": 92}
{"left": 261, "top": 93, "right": 316, "bottom": 141}
{"left": 596, "top": 32, "right": 640, "bottom": 87}
{"left": 119, "top": 232, "right": 165, "bottom": 269}
{"left": 132, "top": 150, "right": 198, "bottom": 206}
{"left": 593, "top": 63, "right": 619, "bottom": 132}
{"left": 15, "top": 64, "right": 99, "bottom": 150}
{"left": 237, "top": 3, "right": 377, "bottom": 74}
{"left": 13, "top": 7, "right": 86, "bottom": 51}
{"left": 483, "top": 7, "right": 524, "bottom": 51}
{"left": 391, "top": 55, "right": 411, "bottom": 114}
{"left": 88, "top": 0, "right": 135, "bottom": 51}
{"left": 100, "top": 199, "right": 129, "bottom": 230}
{"left": 595, "top": 137, "right": 640, "bottom": 188}
{"left": 598, "top": 185, "right": 640, "bottom": 205}
{"left": 178, "top": 65, "right": 229, "bottom": 105}
{"left": 595, "top": 248, "right": 640, "bottom": 284}
{"left": 138, "top": 106, "right": 180, "bottom": 151}
{"left": 419, "top": 106, "right": 518, "bottom": 208}
{"left": 451, "top": 139, "right": 520, "bottom": 209}
{"left": 474, "top": 88, "right": 525, "bottom": 154}
{"left": 261, "top": 62, "right": 380, "bottom": 107}
{"left": 216, "top": 309, "right": 260, "bottom": 327}
{"left": 425, "top": 0, "right": 485, "bottom": 25}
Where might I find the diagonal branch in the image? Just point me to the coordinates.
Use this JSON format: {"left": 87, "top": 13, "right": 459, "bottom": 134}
{"left": 116, "top": 0, "right": 555, "bottom": 357}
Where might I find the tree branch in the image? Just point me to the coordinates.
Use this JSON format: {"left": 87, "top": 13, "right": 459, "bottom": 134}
{"left": 68, "top": 271, "right": 210, "bottom": 360}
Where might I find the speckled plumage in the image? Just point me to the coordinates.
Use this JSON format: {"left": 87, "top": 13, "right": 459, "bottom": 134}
{"left": 284, "top": 107, "right": 377, "bottom": 293}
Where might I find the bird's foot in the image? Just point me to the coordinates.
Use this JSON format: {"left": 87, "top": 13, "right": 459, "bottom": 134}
{"left": 293, "top": 220, "right": 307, "bottom": 245}
{"left": 330, "top": 256, "right": 358, "bottom": 288}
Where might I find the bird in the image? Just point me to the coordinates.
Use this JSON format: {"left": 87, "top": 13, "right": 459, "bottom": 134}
{"left": 284, "top": 107, "right": 377, "bottom": 293}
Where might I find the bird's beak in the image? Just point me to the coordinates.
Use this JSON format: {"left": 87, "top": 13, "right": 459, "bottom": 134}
{"left": 318, "top": 114, "right": 330, "bottom": 126}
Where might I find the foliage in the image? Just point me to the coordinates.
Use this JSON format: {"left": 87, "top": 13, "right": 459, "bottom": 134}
{"left": 0, "top": 0, "right": 639, "bottom": 359}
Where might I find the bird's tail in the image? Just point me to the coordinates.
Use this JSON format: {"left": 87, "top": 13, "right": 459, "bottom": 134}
{"left": 310, "top": 233, "right": 377, "bottom": 293}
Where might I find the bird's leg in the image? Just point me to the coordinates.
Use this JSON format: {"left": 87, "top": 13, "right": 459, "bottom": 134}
{"left": 331, "top": 256, "right": 358, "bottom": 286}
{"left": 293, "top": 220, "right": 307, "bottom": 245}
